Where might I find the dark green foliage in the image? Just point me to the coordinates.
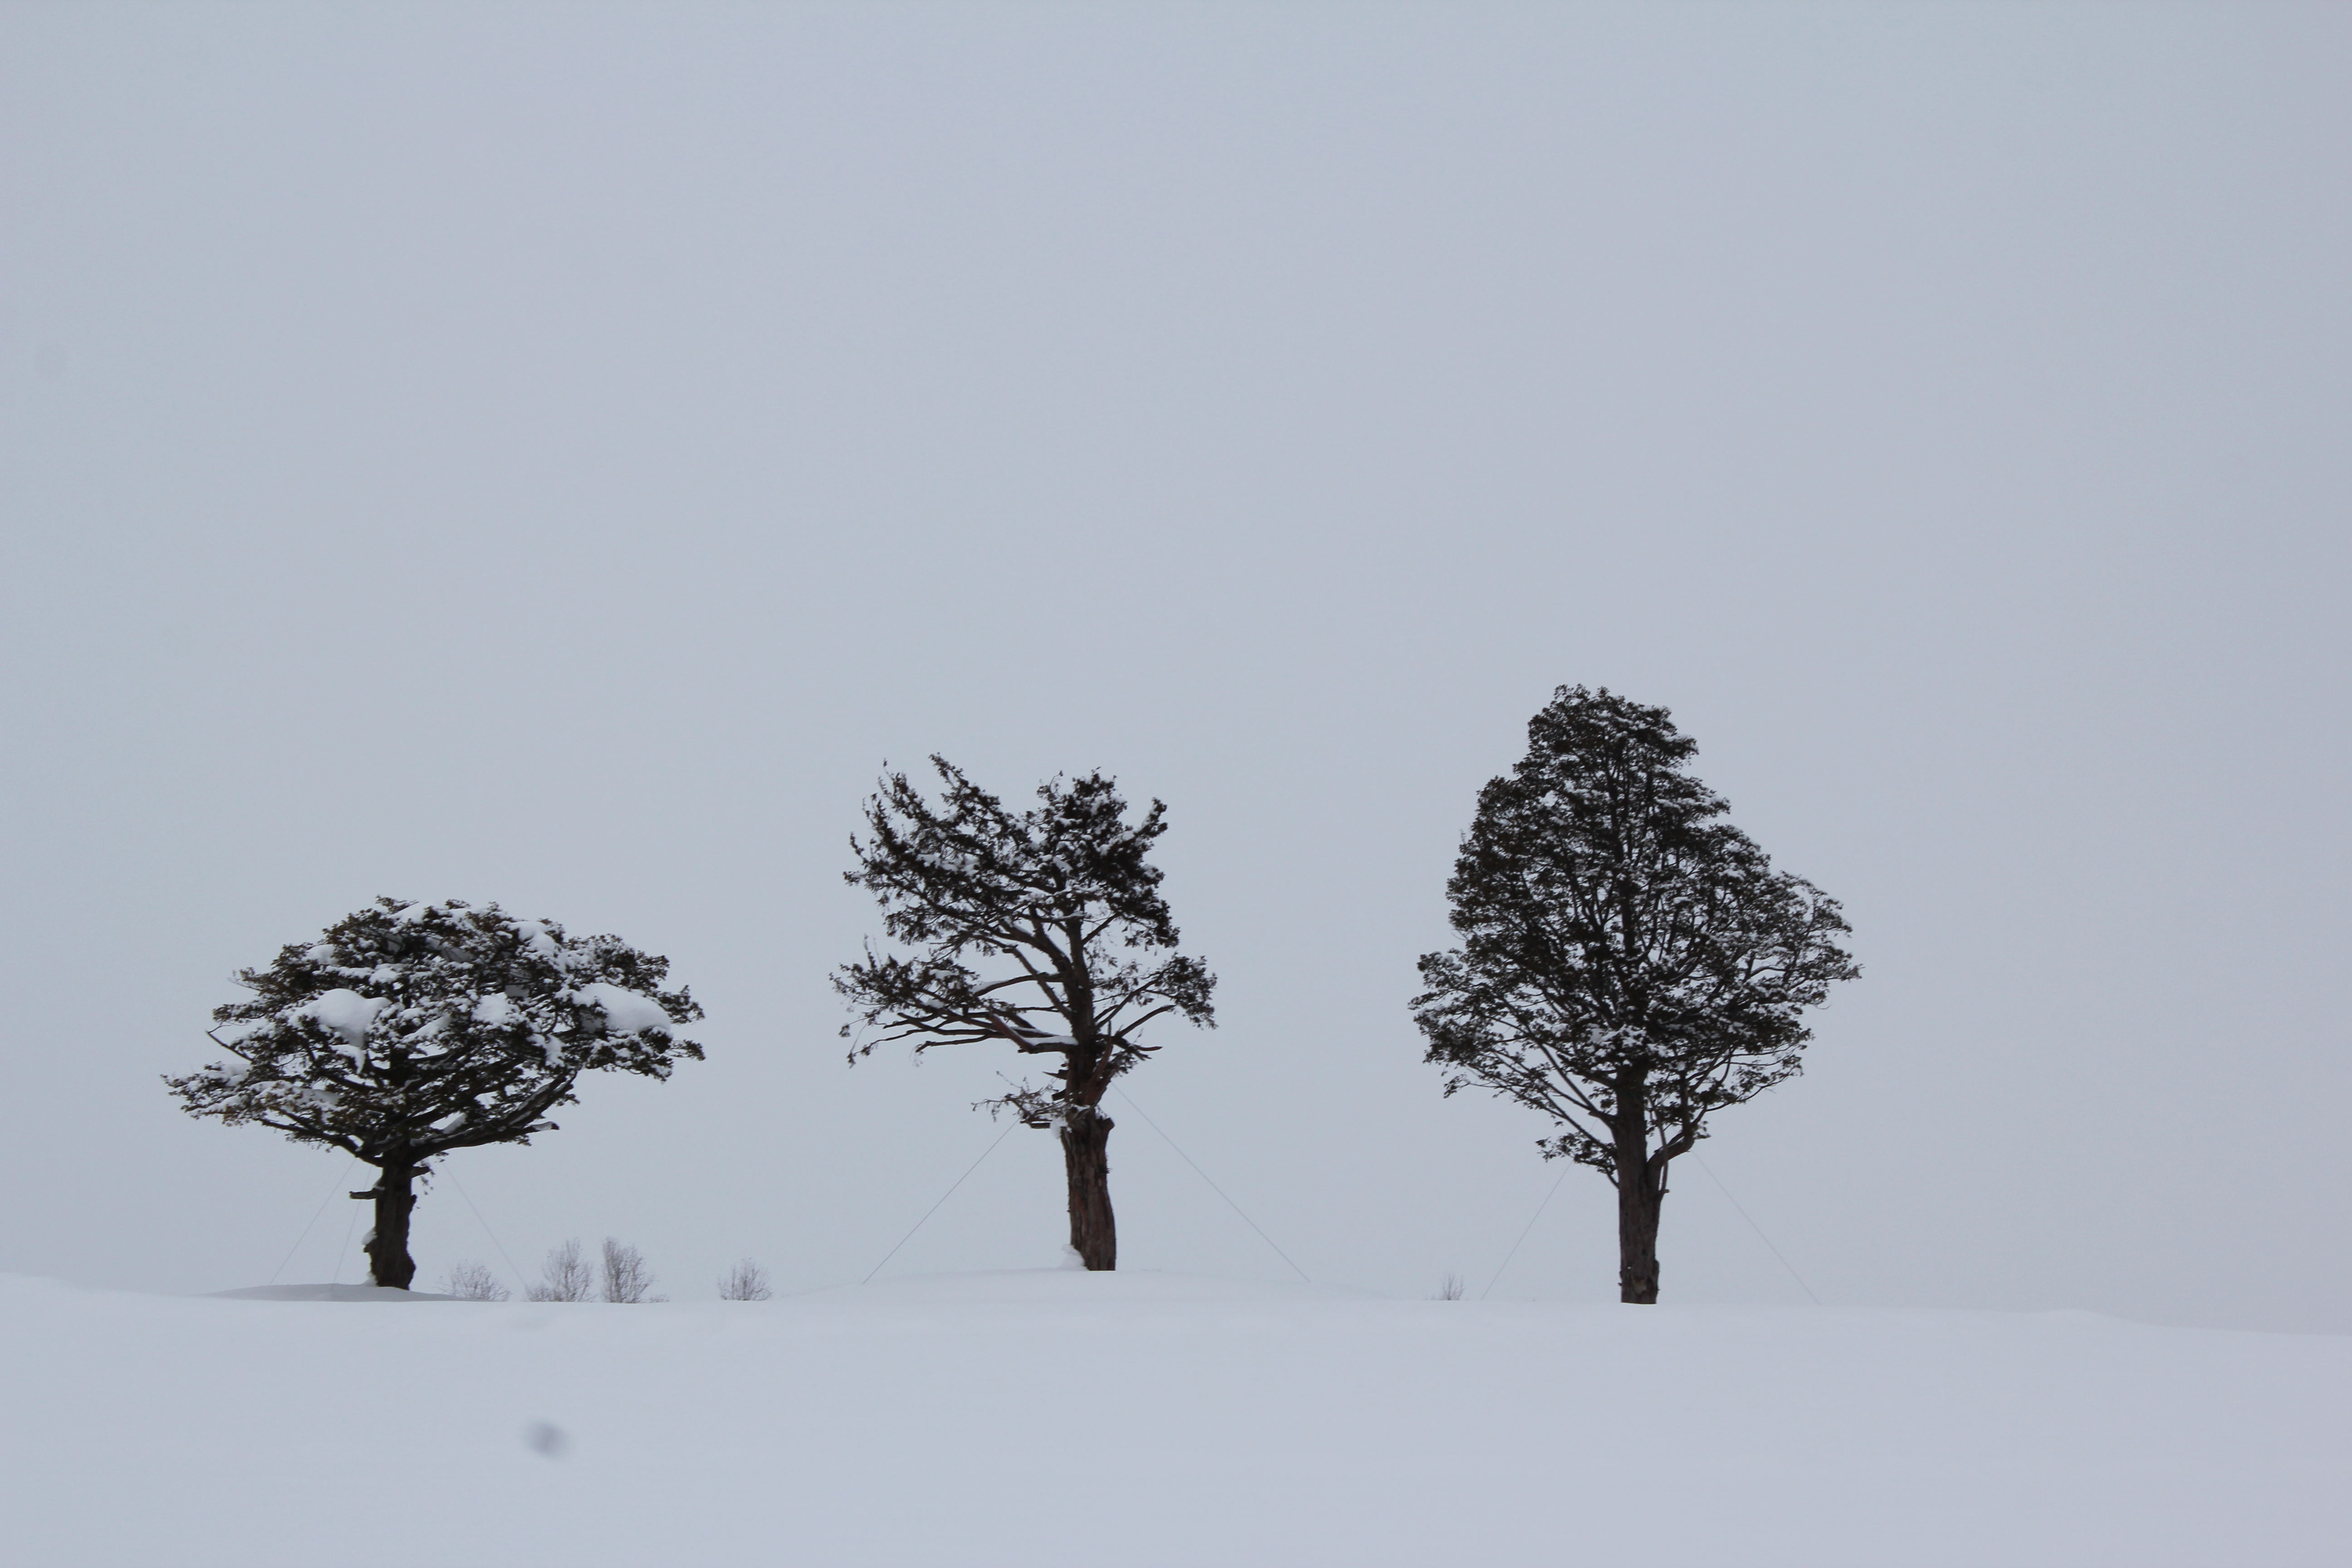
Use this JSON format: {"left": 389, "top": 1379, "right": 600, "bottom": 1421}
{"left": 836, "top": 757, "right": 1215, "bottom": 1269}
{"left": 1414, "top": 686, "right": 1857, "bottom": 1185}
{"left": 166, "top": 897, "right": 704, "bottom": 1168}
{"left": 837, "top": 757, "right": 1215, "bottom": 1118}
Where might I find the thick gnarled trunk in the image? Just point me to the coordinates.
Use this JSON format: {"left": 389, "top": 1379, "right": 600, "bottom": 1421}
{"left": 1060, "top": 1107, "right": 1117, "bottom": 1270}
{"left": 1617, "top": 1173, "right": 1663, "bottom": 1303}
{"left": 1615, "top": 1118, "right": 1664, "bottom": 1304}
{"left": 357, "top": 1157, "right": 420, "bottom": 1289}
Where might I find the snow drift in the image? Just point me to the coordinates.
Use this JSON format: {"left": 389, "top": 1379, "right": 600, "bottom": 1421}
{"left": 3, "top": 1269, "right": 2343, "bottom": 1566}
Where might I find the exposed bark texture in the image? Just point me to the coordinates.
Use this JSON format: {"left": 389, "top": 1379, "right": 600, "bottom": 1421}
{"left": 359, "top": 1158, "right": 420, "bottom": 1290}
{"left": 1614, "top": 1124, "right": 1665, "bottom": 1304}
{"left": 1061, "top": 1107, "right": 1117, "bottom": 1270}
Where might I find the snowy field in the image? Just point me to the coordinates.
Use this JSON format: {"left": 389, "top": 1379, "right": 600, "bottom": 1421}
{"left": 5, "top": 1270, "right": 2345, "bottom": 1567}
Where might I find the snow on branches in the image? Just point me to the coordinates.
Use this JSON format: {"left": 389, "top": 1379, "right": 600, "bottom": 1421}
{"left": 1412, "top": 686, "right": 1858, "bottom": 1180}
{"left": 835, "top": 757, "right": 1215, "bottom": 1120}
{"left": 836, "top": 757, "right": 1215, "bottom": 1270}
{"left": 166, "top": 898, "right": 704, "bottom": 1168}
{"left": 1412, "top": 686, "right": 1858, "bottom": 1303}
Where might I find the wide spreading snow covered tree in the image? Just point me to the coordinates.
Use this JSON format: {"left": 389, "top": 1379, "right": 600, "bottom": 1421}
{"left": 1413, "top": 687, "right": 1857, "bottom": 1303}
{"left": 836, "top": 758, "right": 1216, "bottom": 1270}
{"left": 166, "top": 898, "right": 703, "bottom": 1289}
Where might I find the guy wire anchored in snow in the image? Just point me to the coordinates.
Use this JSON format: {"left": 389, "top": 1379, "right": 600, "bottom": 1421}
{"left": 863, "top": 1121, "right": 1019, "bottom": 1284}
{"left": 1116, "top": 1089, "right": 1311, "bottom": 1284}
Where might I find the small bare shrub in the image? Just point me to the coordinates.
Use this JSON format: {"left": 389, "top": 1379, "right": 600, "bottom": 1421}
{"left": 1431, "top": 1272, "right": 1466, "bottom": 1301}
{"left": 600, "top": 1237, "right": 665, "bottom": 1303}
{"left": 526, "top": 1238, "right": 597, "bottom": 1302}
{"left": 718, "top": 1258, "right": 773, "bottom": 1301}
{"left": 441, "top": 1259, "right": 511, "bottom": 1301}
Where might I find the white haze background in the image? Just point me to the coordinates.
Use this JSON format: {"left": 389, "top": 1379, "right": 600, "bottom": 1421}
{"left": 2, "top": 3, "right": 2347, "bottom": 1332}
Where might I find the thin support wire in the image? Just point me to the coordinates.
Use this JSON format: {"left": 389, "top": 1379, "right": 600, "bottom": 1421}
{"left": 1692, "top": 1152, "right": 1821, "bottom": 1305}
{"left": 328, "top": 1200, "right": 363, "bottom": 1289}
{"left": 267, "top": 1185, "right": 339, "bottom": 1287}
{"left": 1115, "top": 1090, "right": 1311, "bottom": 1284}
{"left": 447, "top": 1172, "right": 530, "bottom": 1296}
{"left": 1483, "top": 1166, "right": 1568, "bottom": 1300}
{"left": 862, "top": 1120, "right": 1017, "bottom": 1285}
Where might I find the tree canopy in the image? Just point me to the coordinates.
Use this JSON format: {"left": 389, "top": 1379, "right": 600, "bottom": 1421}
{"left": 1412, "top": 686, "right": 1857, "bottom": 1301}
{"left": 167, "top": 897, "right": 702, "bottom": 1286}
{"left": 836, "top": 757, "right": 1214, "bottom": 1268}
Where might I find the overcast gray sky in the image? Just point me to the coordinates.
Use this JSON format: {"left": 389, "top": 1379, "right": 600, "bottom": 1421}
{"left": 4, "top": 2, "right": 2346, "bottom": 1333}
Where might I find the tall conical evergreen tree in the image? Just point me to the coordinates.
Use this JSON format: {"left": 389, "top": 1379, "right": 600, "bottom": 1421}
{"left": 1414, "top": 687, "right": 1857, "bottom": 1303}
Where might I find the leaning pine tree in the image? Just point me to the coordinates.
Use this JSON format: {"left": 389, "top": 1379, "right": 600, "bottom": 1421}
{"left": 1413, "top": 687, "right": 1857, "bottom": 1304}
{"left": 836, "top": 757, "right": 1216, "bottom": 1270}
{"left": 166, "top": 898, "right": 703, "bottom": 1289}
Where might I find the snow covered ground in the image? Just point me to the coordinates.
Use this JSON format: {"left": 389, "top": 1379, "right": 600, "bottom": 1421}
{"left": 5, "top": 1269, "right": 2343, "bottom": 1566}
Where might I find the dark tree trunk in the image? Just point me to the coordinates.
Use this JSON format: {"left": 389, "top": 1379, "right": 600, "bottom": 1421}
{"left": 1615, "top": 1120, "right": 1664, "bottom": 1304}
{"left": 362, "top": 1158, "right": 419, "bottom": 1290}
{"left": 1060, "top": 1107, "right": 1117, "bottom": 1270}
